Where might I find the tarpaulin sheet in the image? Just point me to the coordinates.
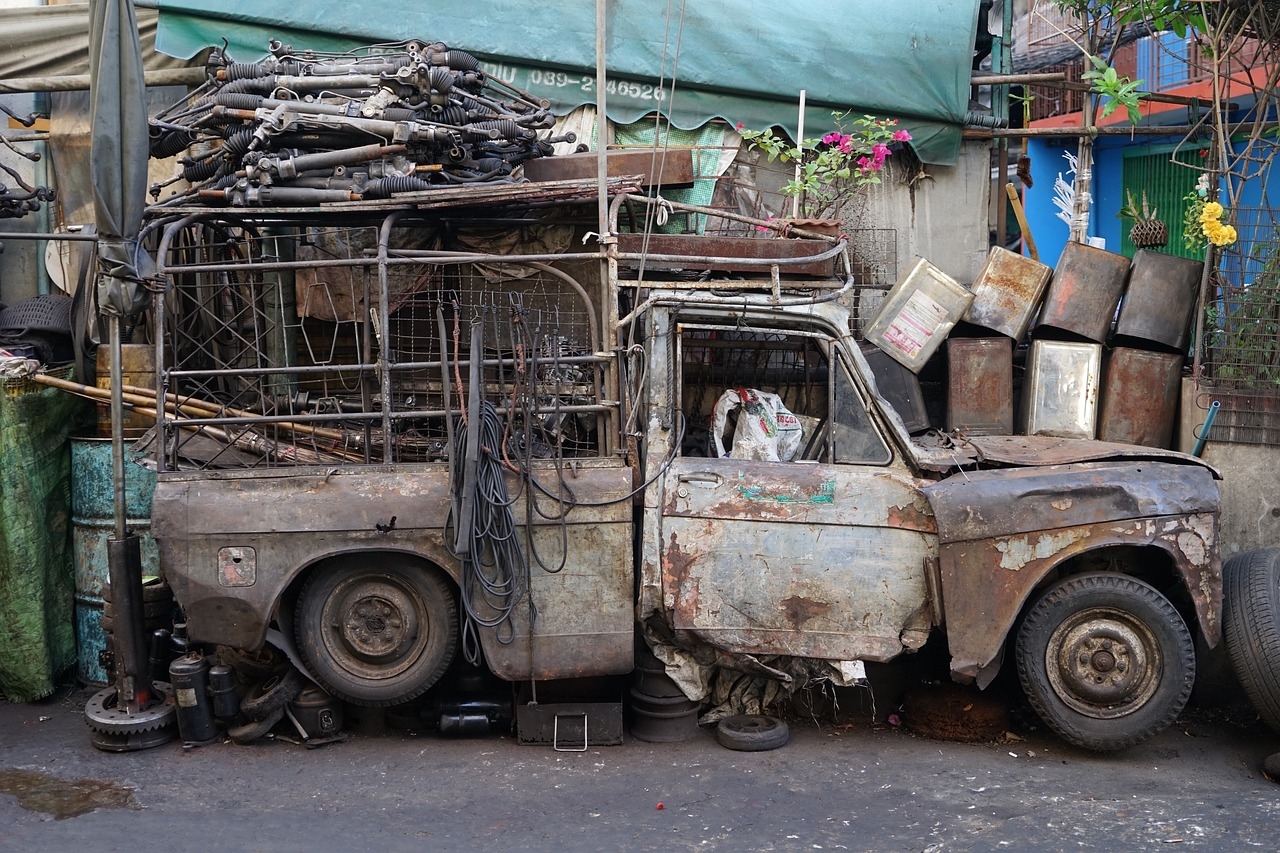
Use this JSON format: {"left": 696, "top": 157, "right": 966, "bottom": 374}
{"left": 0, "top": 371, "right": 93, "bottom": 702}
{"left": 135, "top": 0, "right": 980, "bottom": 164}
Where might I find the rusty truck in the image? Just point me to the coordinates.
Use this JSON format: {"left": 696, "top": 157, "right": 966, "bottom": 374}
{"left": 143, "top": 188, "right": 1221, "bottom": 752}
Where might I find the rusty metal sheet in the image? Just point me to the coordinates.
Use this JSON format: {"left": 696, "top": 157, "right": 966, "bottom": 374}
{"left": 963, "top": 246, "right": 1052, "bottom": 340}
{"left": 1114, "top": 249, "right": 1203, "bottom": 352}
{"left": 959, "top": 434, "right": 1220, "bottom": 476}
{"left": 923, "top": 459, "right": 1220, "bottom": 544}
{"left": 657, "top": 458, "right": 937, "bottom": 661}
{"left": 614, "top": 233, "right": 836, "bottom": 277}
{"left": 1036, "top": 241, "right": 1131, "bottom": 343}
{"left": 940, "top": 511, "right": 1221, "bottom": 683}
{"left": 946, "top": 337, "right": 1013, "bottom": 435}
{"left": 523, "top": 148, "right": 695, "bottom": 187}
{"left": 1097, "top": 348, "right": 1183, "bottom": 448}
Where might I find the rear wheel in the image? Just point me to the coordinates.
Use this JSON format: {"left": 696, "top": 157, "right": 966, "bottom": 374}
{"left": 1016, "top": 572, "right": 1194, "bottom": 751}
{"left": 295, "top": 558, "right": 458, "bottom": 707}
{"left": 1223, "top": 547, "right": 1280, "bottom": 734}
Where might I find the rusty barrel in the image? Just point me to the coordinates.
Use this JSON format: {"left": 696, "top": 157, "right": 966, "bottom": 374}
{"left": 71, "top": 436, "right": 160, "bottom": 685}
{"left": 1114, "top": 250, "right": 1204, "bottom": 352}
{"left": 1098, "top": 348, "right": 1184, "bottom": 448}
{"left": 95, "top": 343, "right": 156, "bottom": 439}
{"left": 947, "top": 337, "right": 1013, "bottom": 435}
{"left": 1036, "top": 241, "right": 1131, "bottom": 343}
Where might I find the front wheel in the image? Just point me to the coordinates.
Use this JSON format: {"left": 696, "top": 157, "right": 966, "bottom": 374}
{"left": 1016, "top": 572, "right": 1194, "bottom": 752}
{"left": 295, "top": 558, "right": 459, "bottom": 707}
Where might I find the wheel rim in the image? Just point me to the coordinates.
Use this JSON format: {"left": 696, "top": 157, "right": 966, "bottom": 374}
{"left": 318, "top": 573, "right": 429, "bottom": 682}
{"left": 1045, "top": 605, "right": 1162, "bottom": 719}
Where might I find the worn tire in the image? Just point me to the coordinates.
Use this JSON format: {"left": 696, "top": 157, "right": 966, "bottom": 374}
{"left": 229, "top": 706, "right": 284, "bottom": 745}
{"left": 1016, "top": 572, "right": 1195, "bottom": 752}
{"left": 294, "top": 558, "right": 458, "bottom": 707}
{"left": 715, "top": 714, "right": 790, "bottom": 751}
{"left": 240, "top": 666, "right": 304, "bottom": 722}
{"left": 1223, "top": 547, "right": 1280, "bottom": 735}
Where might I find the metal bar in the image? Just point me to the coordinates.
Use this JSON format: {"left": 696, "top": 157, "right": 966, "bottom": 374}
{"left": 978, "top": 125, "right": 1213, "bottom": 137}
{"left": 0, "top": 67, "right": 206, "bottom": 95}
{"left": 971, "top": 72, "right": 1069, "bottom": 85}
{"left": 0, "top": 231, "right": 98, "bottom": 241}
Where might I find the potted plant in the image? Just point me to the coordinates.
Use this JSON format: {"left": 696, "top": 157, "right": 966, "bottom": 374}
{"left": 738, "top": 111, "right": 911, "bottom": 233}
{"left": 1118, "top": 188, "right": 1168, "bottom": 249}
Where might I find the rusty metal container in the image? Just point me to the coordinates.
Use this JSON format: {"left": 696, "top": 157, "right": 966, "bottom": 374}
{"left": 963, "top": 246, "right": 1053, "bottom": 340}
{"left": 946, "top": 337, "right": 1013, "bottom": 435}
{"left": 864, "top": 258, "right": 974, "bottom": 373}
{"left": 1017, "top": 339, "right": 1103, "bottom": 439}
{"left": 1097, "top": 347, "right": 1183, "bottom": 448}
{"left": 1113, "top": 249, "right": 1204, "bottom": 352}
{"left": 95, "top": 343, "right": 155, "bottom": 438}
{"left": 1036, "top": 241, "right": 1132, "bottom": 343}
{"left": 860, "top": 343, "right": 930, "bottom": 432}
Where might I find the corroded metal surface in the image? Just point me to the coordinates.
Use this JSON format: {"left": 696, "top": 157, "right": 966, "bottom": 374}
{"left": 1018, "top": 339, "right": 1102, "bottom": 439}
{"left": 963, "top": 246, "right": 1052, "bottom": 340}
{"left": 938, "top": 511, "right": 1221, "bottom": 683}
{"left": 946, "top": 337, "right": 1013, "bottom": 435}
{"left": 958, "top": 434, "right": 1220, "bottom": 476}
{"left": 1114, "top": 249, "right": 1203, "bottom": 352}
{"left": 657, "top": 458, "right": 937, "bottom": 661}
{"left": 1036, "top": 241, "right": 1131, "bottom": 343}
{"left": 524, "top": 148, "right": 696, "bottom": 187}
{"left": 614, "top": 233, "right": 836, "bottom": 276}
{"left": 1098, "top": 348, "right": 1183, "bottom": 448}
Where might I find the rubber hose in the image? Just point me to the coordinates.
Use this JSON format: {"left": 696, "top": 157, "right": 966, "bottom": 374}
{"left": 182, "top": 156, "right": 221, "bottom": 183}
{"left": 219, "top": 75, "right": 277, "bottom": 95}
{"left": 444, "top": 49, "right": 481, "bottom": 72}
{"left": 214, "top": 92, "right": 265, "bottom": 111}
{"left": 150, "top": 128, "right": 197, "bottom": 159}
{"left": 428, "top": 66, "right": 455, "bottom": 93}
{"left": 223, "top": 61, "right": 269, "bottom": 81}
{"left": 221, "top": 127, "right": 256, "bottom": 158}
{"left": 360, "top": 174, "right": 436, "bottom": 198}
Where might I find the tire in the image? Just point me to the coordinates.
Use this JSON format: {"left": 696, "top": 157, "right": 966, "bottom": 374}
{"left": 294, "top": 558, "right": 458, "bottom": 707}
{"left": 1016, "top": 572, "right": 1195, "bottom": 752}
{"left": 240, "top": 666, "right": 304, "bottom": 722}
{"left": 715, "top": 714, "right": 790, "bottom": 751}
{"left": 1223, "top": 547, "right": 1280, "bottom": 734}
{"left": 229, "top": 706, "right": 284, "bottom": 745}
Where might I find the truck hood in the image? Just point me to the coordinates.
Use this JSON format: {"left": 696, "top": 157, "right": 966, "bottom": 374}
{"left": 911, "top": 433, "right": 1221, "bottom": 479}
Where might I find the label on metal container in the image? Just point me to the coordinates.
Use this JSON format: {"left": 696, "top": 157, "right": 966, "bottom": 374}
{"left": 882, "top": 290, "right": 949, "bottom": 359}
{"left": 176, "top": 687, "right": 198, "bottom": 708}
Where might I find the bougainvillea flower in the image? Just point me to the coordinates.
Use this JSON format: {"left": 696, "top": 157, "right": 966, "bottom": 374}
{"left": 892, "top": 129, "right": 912, "bottom": 142}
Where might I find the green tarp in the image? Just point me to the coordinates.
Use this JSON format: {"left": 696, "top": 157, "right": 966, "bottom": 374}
{"left": 136, "top": 0, "right": 980, "bottom": 164}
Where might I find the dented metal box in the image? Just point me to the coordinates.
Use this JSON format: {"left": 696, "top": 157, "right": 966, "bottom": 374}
{"left": 947, "top": 337, "right": 1014, "bottom": 435}
{"left": 864, "top": 258, "right": 974, "bottom": 373}
{"left": 1018, "top": 339, "right": 1103, "bottom": 439}
{"left": 963, "top": 246, "right": 1053, "bottom": 340}
{"left": 1114, "top": 249, "right": 1204, "bottom": 352}
{"left": 1036, "top": 241, "right": 1131, "bottom": 343}
{"left": 861, "top": 343, "right": 930, "bottom": 432}
{"left": 1097, "top": 347, "right": 1183, "bottom": 448}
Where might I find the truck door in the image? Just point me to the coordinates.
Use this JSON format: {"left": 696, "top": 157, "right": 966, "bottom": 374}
{"left": 652, "top": 323, "right": 938, "bottom": 663}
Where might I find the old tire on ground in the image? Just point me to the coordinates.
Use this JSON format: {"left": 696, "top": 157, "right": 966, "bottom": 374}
{"left": 240, "top": 666, "right": 304, "bottom": 722}
{"left": 1016, "top": 572, "right": 1195, "bottom": 752}
{"left": 1223, "top": 547, "right": 1280, "bottom": 734}
{"left": 294, "top": 558, "right": 458, "bottom": 707}
{"left": 715, "top": 714, "right": 790, "bottom": 751}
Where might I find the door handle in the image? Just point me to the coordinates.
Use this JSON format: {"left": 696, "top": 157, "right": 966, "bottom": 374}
{"left": 678, "top": 472, "right": 722, "bottom": 488}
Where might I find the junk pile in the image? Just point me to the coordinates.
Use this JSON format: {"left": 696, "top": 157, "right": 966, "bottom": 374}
{"left": 150, "top": 40, "right": 577, "bottom": 207}
{"left": 864, "top": 243, "right": 1204, "bottom": 449}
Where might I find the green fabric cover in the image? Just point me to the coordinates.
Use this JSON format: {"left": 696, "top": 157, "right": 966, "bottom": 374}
{"left": 137, "top": 0, "right": 980, "bottom": 164}
{"left": 0, "top": 372, "right": 93, "bottom": 702}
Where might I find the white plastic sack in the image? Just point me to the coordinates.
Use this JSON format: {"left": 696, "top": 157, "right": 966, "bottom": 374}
{"left": 711, "top": 388, "right": 803, "bottom": 462}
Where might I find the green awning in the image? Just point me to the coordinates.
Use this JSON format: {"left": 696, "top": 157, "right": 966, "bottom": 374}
{"left": 136, "top": 0, "right": 980, "bottom": 164}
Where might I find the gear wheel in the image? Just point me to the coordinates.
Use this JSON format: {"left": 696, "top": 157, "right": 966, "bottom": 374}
{"left": 85, "top": 682, "right": 179, "bottom": 749}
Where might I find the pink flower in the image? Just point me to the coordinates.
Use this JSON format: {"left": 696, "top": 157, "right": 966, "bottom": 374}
{"left": 892, "top": 129, "right": 912, "bottom": 142}
{"left": 872, "top": 143, "right": 890, "bottom": 165}
{"left": 735, "top": 122, "right": 745, "bottom": 131}
{"left": 755, "top": 214, "right": 775, "bottom": 233}
{"left": 838, "top": 137, "right": 853, "bottom": 153}
{"left": 821, "top": 131, "right": 842, "bottom": 145}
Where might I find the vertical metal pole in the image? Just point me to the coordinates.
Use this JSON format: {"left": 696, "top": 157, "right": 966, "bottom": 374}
{"left": 595, "top": 0, "right": 609, "bottom": 242}
{"left": 110, "top": 315, "right": 126, "bottom": 539}
{"left": 792, "top": 90, "right": 806, "bottom": 220}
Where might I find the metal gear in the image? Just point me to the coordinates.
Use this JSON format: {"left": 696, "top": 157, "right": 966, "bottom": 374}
{"left": 85, "top": 682, "right": 179, "bottom": 750}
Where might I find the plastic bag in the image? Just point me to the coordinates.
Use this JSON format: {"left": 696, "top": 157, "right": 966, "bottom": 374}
{"left": 711, "top": 388, "right": 803, "bottom": 462}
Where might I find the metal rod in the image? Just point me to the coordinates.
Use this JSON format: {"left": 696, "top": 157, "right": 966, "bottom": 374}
{"left": 978, "top": 125, "right": 1212, "bottom": 137}
{"left": 110, "top": 316, "right": 126, "bottom": 540}
{"left": 971, "top": 72, "right": 1069, "bottom": 85}
{"left": 1192, "top": 400, "right": 1221, "bottom": 457}
{"left": 0, "top": 67, "right": 206, "bottom": 95}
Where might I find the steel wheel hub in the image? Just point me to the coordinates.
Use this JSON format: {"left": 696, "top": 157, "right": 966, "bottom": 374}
{"left": 1047, "top": 606, "right": 1161, "bottom": 719}
{"left": 322, "top": 575, "right": 425, "bottom": 679}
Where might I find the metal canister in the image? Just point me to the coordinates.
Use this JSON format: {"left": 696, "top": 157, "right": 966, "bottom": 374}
{"left": 169, "top": 653, "right": 219, "bottom": 745}
{"left": 963, "top": 246, "right": 1053, "bottom": 340}
{"left": 1097, "top": 348, "right": 1183, "bottom": 448}
{"left": 1113, "top": 250, "right": 1204, "bottom": 352}
{"left": 946, "top": 337, "right": 1014, "bottom": 435}
{"left": 864, "top": 258, "right": 974, "bottom": 373}
{"left": 1018, "top": 339, "right": 1103, "bottom": 439}
{"left": 288, "top": 685, "right": 343, "bottom": 738}
{"left": 860, "top": 343, "right": 930, "bottom": 432}
{"left": 207, "top": 664, "right": 241, "bottom": 722}
{"left": 1036, "top": 241, "right": 1132, "bottom": 343}
{"left": 95, "top": 343, "right": 156, "bottom": 439}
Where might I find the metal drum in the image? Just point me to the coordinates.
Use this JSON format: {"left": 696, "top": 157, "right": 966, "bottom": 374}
{"left": 864, "top": 258, "right": 974, "bottom": 373}
{"left": 1098, "top": 348, "right": 1184, "bottom": 448}
{"left": 1113, "top": 250, "right": 1204, "bottom": 353}
{"left": 947, "top": 337, "right": 1014, "bottom": 435}
{"left": 963, "top": 246, "right": 1053, "bottom": 341}
{"left": 1018, "top": 340, "right": 1103, "bottom": 439}
{"left": 71, "top": 436, "right": 160, "bottom": 685}
{"left": 1036, "top": 241, "right": 1132, "bottom": 343}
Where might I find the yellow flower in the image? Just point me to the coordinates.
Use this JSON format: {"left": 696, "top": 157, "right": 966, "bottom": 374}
{"left": 1208, "top": 223, "right": 1237, "bottom": 247}
{"left": 1200, "top": 201, "right": 1224, "bottom": 223}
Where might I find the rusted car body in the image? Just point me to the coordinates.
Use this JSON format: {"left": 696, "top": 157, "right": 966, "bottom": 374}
{"left": 150, "top": 198, "right": 1221, "bottom": 751}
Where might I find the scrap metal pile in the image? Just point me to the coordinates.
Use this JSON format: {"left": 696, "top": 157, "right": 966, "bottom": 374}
{"left": 149, "top": 40, "right": 576, "bottom": 207}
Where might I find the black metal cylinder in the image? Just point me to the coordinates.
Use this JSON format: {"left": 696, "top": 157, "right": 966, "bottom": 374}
{"left": 169, "top": 653, "right": 218, "bottom": 745}
{"left": 148, "top": 628, "right": 171, "bottom": 685}
{"left": 207, "top": 664, "right": 240, "bottom": 722}
{"left": 106, "top": 534, "right": 149, "bottom": 706}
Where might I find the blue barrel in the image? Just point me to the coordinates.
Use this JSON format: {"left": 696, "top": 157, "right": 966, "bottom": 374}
{"left": 71, "top": 436, "right": 159, "bottom": 685}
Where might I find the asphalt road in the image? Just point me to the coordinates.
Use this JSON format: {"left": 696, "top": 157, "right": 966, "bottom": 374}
{"left": 1, "top": 682, "right": 1278, "bottom": 853}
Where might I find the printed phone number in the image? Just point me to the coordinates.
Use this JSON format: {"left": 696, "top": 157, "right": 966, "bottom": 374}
{"left": 527, "top": 70, "right": 666, "bottom": 101}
